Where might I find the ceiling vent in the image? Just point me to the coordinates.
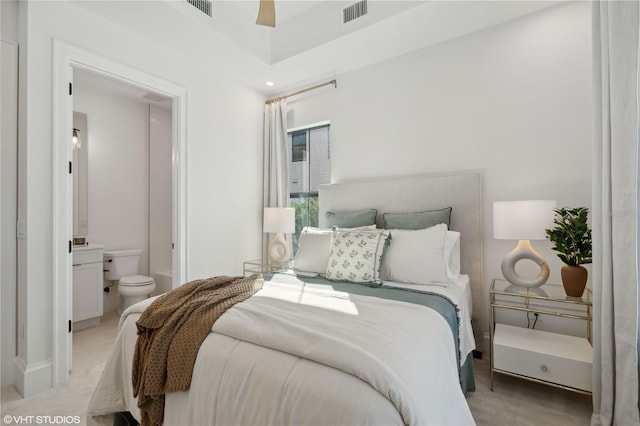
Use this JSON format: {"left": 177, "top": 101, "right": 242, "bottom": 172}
{"left": 187, "top": 0, "right": 212, "bottom": 17}
{"left": 343, "top": 0, "right": 368, "bottom": 24}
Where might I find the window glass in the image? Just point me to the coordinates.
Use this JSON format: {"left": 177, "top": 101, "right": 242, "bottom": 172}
{"left": 288, "top": 124, "right": 330, "bottom": 252}
{"left": 291, "top": 131, "right": 307, "bottom": 162}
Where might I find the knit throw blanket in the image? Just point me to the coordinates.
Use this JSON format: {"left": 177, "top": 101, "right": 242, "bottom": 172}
{"left": 132, "top": 274, "right": 264, "bottom": 426}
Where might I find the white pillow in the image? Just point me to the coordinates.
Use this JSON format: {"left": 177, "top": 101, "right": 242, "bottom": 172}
{"left": 444, "top": 231, "right": 461, "bottom": 280}
{"left": 293, "top": 227, "right": 333, "bottom": 276}
{"left": 293, "top": 226, "right": 381, "bottom": 277}
{"left": 381, "top": 224, "right": 449, "bottom": 286}
{"left": 325, "top": 229, "right": 390, "bottom": 285}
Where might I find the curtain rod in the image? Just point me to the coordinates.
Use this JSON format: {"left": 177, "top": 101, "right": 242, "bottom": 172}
{"left": 264, "top": 79, "right": 337, "bottom": 104}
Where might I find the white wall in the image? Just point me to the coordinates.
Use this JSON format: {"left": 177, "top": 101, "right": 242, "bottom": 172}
{"left": 149, "top": 104, "right": 173, "bottom": 294}
{"left": 74, "top": 83, "right": 149, "bottom": 260}
{"left": 16, "top": 0, "right": 264, "bottom": 395}
{"left": 287, "top": 2, "right": 592, "bottom": 347}
{"left": 1, "top": 0, "right": 20, "bottom": 386}
{"left": 73, "top": 82, "right": 151, "bottom": 312}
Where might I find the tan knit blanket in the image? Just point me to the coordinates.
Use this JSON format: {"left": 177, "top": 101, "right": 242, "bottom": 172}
{"left": 132, "top": 274, "right": 264, "bottom": 426}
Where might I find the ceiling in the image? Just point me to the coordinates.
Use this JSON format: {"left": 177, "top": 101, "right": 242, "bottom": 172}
{"left": 232, "top": 0, "right": 325, "bottom": 25}
{"left": 72, "top": 1, "right": 563, "bottom": 95}
{"left": 179, "top": 0, "right": 563, "bottom": 94}
{"left": 74, "top": 68, "right": 173, "bottom": 109}
{"left": 205, "top": 0, "right": 426, "bottom": 64}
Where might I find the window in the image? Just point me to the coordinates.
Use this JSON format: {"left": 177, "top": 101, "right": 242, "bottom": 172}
{"left": 291, "top": 131, "right": 307, "bottom": 162}
{"left": 288, "top": 122, "right": 331, "bottom": 252}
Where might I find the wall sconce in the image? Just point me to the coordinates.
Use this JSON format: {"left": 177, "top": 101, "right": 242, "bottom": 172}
{"left": 72, "top": 128, "right": 81, "bottom": 150}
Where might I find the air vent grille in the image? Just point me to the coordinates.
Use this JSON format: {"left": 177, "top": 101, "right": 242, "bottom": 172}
{"left": 343, "top": 0, "right": 367, "bottom": 24}
{"left": 187, "top": 0, "right": 212, "bottom": 17}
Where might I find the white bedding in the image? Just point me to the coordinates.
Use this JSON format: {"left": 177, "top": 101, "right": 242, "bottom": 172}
{"left": 88, "top": 275, "right": 475, "bottom": 425}
{"left": 383, "top": 274, "right": 475, "bottom": 366}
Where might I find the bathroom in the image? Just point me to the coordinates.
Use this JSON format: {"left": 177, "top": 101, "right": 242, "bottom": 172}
{"left": 71, "top": 68, "right": 173, "bottom": 333}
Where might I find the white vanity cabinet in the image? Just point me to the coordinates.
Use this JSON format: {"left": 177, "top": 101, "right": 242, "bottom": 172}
{"left": 72, "top": 245, "right": 104, "bottom": 329}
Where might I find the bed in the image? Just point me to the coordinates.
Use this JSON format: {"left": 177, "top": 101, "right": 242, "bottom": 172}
{"left": 88, "top": 172, "right": 483, "bottom": 425}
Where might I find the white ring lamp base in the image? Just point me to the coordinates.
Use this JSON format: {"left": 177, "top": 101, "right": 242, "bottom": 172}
{"left": 268, "top": 233, "right": 291, "bottom": 263}
{"left": 501, "top": 239, "right": 550, "bottom": 288}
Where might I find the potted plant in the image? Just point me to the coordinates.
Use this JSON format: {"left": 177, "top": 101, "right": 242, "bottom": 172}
{"left": 545, "top": 207, "right": 592, "bottom": 297}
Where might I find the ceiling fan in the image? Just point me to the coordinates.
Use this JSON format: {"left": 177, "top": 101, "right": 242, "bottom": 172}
{"left": 256, "top": 0, "right": 276, "bottom": 27}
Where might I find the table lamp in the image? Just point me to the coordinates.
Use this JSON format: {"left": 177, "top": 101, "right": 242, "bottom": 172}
{"left": 263, "top": 207, "right": 295, "bottom": 263}
{"left": 493, "top": 200, "right": 556, "bottom": 288}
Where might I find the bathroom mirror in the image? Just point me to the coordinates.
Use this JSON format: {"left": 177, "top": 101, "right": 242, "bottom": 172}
{"left": 73, "top": 111, "right": 88, "bottom": 239}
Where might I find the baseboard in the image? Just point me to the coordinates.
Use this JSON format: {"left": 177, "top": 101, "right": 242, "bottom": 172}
{"left": 471, "top": 332, "right": 490, "bottom": 359}
{"left": 14, "top": 356, "right": 53, "bottom": 398}
{"left": 73, "top": 317, "right": 100, "bottom": 332}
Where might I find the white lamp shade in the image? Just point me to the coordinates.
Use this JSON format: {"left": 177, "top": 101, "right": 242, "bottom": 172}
{"left": 493, "top": 200, "right": 556, "bottom": 240}
{"left": 263, "top": 207, "right": 295, "bottom": 234}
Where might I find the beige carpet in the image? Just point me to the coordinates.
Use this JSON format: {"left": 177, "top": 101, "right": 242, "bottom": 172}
{"left": 0, "top": 312, "right": 119, "bottom": 426}
{"left": 1, "top": 311, "right": 592, "bottom": 425}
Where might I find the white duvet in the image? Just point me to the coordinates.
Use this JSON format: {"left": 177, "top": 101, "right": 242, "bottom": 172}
{"left": 88, "top": 275, "right": 475, "bottom": 425}
{"left": 385, "top": 274, "right": 475, "bottom": 366}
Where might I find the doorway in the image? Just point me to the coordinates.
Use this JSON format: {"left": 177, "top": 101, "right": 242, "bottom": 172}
{"left": 72, "top": 67, "right": 172, "bottom": 315}
{"left": 52, "top": 40, "right": 187, "bottom": 386}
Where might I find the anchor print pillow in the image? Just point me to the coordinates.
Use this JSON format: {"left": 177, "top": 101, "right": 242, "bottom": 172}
{"left": 325, "top": 229, "right": 390, "bottom": 286}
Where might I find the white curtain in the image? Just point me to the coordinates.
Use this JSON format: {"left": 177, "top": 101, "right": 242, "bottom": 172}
{"left": 591, "top": 1, "right": 640, "bottom": 425}
{"left": 262, "top": 99, "right": 289, "bottom": 258}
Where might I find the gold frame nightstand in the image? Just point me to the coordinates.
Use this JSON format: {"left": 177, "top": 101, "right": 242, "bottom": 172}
{"left": 243, "top": 259, "right": 293, "bottom": 276}
{"left": 489, "top": 278, "right": 593, "bottom": 395}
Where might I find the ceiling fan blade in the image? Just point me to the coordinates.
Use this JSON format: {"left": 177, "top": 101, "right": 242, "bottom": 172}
{"left": 256, "top": 0, "right": 276, "bottom": 27}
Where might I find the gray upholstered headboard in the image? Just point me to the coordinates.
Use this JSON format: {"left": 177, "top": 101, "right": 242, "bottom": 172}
{"left": 318, "top": 171, "right": 484, "bottom": 349}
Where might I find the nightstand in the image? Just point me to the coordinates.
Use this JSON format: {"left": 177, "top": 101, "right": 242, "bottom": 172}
{"left": 489, "top": 278, "right": 593, "bottom": 395}
{"left": 243, "top": 259, "right": 293, "bottom": 276}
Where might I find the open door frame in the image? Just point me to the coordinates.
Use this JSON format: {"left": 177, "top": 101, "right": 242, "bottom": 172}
{"left": 52, "top": 40, "right": 188, "bottom": 386}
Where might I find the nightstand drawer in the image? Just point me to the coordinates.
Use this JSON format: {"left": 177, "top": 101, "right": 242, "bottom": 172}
{"left": 493, "top": 324, "right": 592, "bottom": 392}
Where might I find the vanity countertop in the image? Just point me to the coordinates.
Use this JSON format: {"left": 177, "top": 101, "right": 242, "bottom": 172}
{"left": 73, "top": 244, "right": 104, "bottom": 252}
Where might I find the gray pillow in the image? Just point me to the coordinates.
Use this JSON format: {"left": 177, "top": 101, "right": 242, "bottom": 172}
{"left": 383, "top": 207, "right": 452, "bottom": 230}
{"left": 325, "top": 209, "right": 377, "bottom": 228}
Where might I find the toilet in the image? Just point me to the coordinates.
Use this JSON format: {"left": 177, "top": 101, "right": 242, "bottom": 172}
{"left": 103, "top": 249, "right": 156, "bottom": 312}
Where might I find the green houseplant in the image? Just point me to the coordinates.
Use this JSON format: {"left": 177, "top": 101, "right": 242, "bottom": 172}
{"left": 545, "top": 207, "right": 592, "bottom": 297}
